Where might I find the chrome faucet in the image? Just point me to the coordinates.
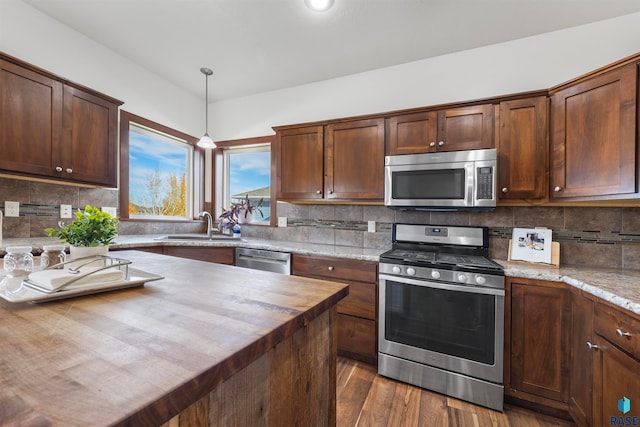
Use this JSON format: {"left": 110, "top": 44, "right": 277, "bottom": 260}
{"left": 198, "top": 211, "right": 215, "bottom": 238}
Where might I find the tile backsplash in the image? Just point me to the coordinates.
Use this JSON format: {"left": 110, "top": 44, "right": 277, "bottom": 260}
{"left": 2, "top": 176, "right": 640, "bottom": 269}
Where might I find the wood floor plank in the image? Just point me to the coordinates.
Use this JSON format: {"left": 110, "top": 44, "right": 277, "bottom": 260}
{"left": 337, "top": 357, "right": 576, "bottom": 427}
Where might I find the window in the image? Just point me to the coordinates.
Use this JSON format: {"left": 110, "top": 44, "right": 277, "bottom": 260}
{"left": 119, "top": 111, "right": 204, "bottom": 221}
{"left": 214, "top": 136, "right": 273, "bottom": 225}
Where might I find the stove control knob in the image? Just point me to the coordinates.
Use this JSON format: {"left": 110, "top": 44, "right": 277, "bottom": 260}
{"left": 475, "top": 275, "right": 487, "bottom": 285}
{"left": 406, "top": 267, "right": 416, "bottom": 276}
{"left": 431, "top": 270, "right": 441, "bottom": 280}
{"left": 458, "top": 273, "right": 468, "bottom": 283}
{"left": 392, "top": 266, "right": 401, "bottom": 274}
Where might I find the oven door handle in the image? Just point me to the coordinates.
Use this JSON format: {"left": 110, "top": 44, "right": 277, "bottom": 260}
{"left": 379, "top": 274, "right": 505, "bottom": 297}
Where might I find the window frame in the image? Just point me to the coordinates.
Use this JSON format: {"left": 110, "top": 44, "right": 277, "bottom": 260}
{"left": 213, "top": 135, "right": 275, "bottom": 227}
{"left": 119, "top": 110, "right": 205, "bottom": 221}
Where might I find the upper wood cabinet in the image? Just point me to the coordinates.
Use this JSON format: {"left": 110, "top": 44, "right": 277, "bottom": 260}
{"left": 275, "top": 118, "right": 384, "bottom": 202}
{"left": 386, "top": 104, "right": 494, "bottom": 155}
{"left": 550, "top": 62, "right": 638, "bottom": 201}
{"left": 275, "top": 125, "right": 325, "bottom": 200}
{"left": 0, "top": 54, "right": 122, "bottom": 187}
{"left": 497, "top": 96, "right": 548, "bottom": 201}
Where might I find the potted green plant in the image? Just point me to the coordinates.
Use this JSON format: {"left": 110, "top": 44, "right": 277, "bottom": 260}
{"left": 45, "top": 205, "right": 119, "bottom": 257}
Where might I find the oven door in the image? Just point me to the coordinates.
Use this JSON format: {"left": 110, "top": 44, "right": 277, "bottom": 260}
{"left": 379, "top": 273, "right": 504, "bottom": 383}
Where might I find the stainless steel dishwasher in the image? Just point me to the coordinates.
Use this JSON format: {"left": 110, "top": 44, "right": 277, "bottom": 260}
{"left": 235, "top": 248, "right": 291, "bottom": 275}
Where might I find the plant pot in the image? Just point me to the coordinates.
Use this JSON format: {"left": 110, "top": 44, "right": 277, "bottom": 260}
{"left": 70, "top": 245, "right": 109, "bottom": 259}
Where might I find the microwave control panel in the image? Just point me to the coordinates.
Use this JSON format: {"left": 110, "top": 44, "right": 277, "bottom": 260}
{"left": 476, "top": 166, "right": 494, "bottom": 199}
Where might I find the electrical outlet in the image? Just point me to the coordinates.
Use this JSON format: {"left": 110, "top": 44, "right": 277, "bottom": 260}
{"left": 277, "top": 217, "right": 287, "bottom": 227}
{"left": 368, "top": 220, "right": 376, "bottom": 233}
{"left": 102, "top": 207, "right": 117, "bottom": 217}
{"left": 60, "top": 204, "right": 72, "bottom": 218}
{"left": 4, "top": 201, "right": 19, "bottom": 217}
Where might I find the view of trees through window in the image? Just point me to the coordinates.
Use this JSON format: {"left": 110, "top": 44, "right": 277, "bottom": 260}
{"left": 128, "top": 123, "right": 192, "bottom": 219}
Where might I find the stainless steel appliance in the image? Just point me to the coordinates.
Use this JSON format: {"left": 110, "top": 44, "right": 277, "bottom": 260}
{"left": 384, "top": 148, "right": 497, "bottom": 210}
{"left": 235, "top": 248, "right": 291, "bottom": 275}
{"left": 378, "top": 223, "right": 505, "bottom": 411}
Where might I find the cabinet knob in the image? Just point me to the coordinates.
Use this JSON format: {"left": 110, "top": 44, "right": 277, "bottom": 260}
{"left": 554, "top": 186, "right": 562, "bottom": 192}
{"left": 327, "top": 190, "right": 333, "bottom": 194}
{"left": 616, "top": 328, "right": 632, "bottom": 337}
{"left": 316, "top": 190, "right": 321, "bottom": 194}
{"left": 501, "top": 187, "right": 508, "bottom": 193}
{"left": 586, "top": 341, "right": 599, "bottom": 350}
{"left": 66, "top": 168, "right": 73, "bottom": 174}
{"left": 55, "top": 166, "right": 63, "bottom": 172}
{"left": 429, "top": 142, "right": 436, "bottom": 147}
{"left": 438, "top": 141, "right": 445, "bottom": 146}
{"left": 328, "top": 266, "right": 334, "bottom": 271}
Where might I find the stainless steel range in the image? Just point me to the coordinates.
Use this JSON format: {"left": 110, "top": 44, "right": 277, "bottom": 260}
{"left": 378, "top": 223, "right": 505, "bottom": 411}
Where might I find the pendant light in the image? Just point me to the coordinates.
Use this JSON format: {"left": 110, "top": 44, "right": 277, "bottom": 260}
{"left": 197, "top": 67, "right": 216, "bottom": 149}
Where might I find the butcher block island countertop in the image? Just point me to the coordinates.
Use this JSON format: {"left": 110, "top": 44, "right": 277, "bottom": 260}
{"left": 0, "top": 250, "right": 349, "bottom": 426}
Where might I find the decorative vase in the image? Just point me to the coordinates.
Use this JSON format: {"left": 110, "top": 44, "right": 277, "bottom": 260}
{"left": 70, "top": 245, "right": 109, "bottom": 259}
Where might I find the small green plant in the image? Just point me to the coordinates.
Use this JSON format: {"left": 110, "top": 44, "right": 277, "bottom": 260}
{"left": 45, "top": 205, "right": 119, "bottom": 247}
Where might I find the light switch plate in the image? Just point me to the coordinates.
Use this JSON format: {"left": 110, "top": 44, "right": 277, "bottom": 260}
{"left": 102, "top": 207, "right": 117, "bottom": 217}
{"left": 4, "top": 201, "right": 19, "bottom": 217}
{"left": 60, "top": 204, "right": 72, "bottom": 218}
{"left": 368, "top": 220, "right": 376, "bottom": 233}
{"left": 277, "top": 217, "right": 287, "bottom": 227}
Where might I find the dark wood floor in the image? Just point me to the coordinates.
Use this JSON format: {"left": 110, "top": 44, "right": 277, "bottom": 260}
{"left": 336, "top": 357, "right": 576, "bottom": 427}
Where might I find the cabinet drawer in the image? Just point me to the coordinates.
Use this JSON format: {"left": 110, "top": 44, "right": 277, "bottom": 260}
{"left": 595, "top": 303, "right": 640, "bottom": 359}
{"left": 337, "top": 314, "right": 377, "bottom": 363}
{"left": 337, "top": 280, "right": 376, "bottom": 320}
{"left": 292, "top": 254, "right": 377, "bottom": 283}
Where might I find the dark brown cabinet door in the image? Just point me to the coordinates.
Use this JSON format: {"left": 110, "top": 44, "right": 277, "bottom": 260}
{"left": 593, "top": 339, "right": 640, "bottom": 427}
{"left": 498, "top": 96, "right": 548, "bottom": 201}
{"left": 276, "top": 125, "right": 324, "bottom": 200}
{"left": 386, "top": 110, "right": 438, "bottom": 154}
{"left": 163, "top": 246, "right": 235, "bottom": 265}
{"left": 437, "top": 104, "right": 494, "bottom": 152}
{"left": 325, "top": 118, "right": 384, "bottom": 200}
{"left": 0, "top": 59, "right": 62, "bottom": 177}
{"left": 61, "top": 85, "right": 119, "bottom": 186}
{"left": 550, "top": 63, "right": 638, "bottom": 200}
{"left": 508, "top": 278, "right": 570, "bottom": 405}
{"left": 569, "top": 290, "right": 595, "bottom": 426}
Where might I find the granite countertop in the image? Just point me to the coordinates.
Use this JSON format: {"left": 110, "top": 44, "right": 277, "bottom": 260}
{"left": 1, "top": 235, "right": 638, "bottom": 316}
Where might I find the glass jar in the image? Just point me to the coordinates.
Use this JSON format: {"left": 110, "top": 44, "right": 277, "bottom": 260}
{"left": 40, "top": 244, "right": 67, "bottom": 269}
{"left": 3, "top": 246, "right": 34, "bottom": 277}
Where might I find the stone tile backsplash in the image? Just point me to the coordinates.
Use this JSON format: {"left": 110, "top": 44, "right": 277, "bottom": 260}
{"left": 3, "top": 176, "right": 640, "bottom": 269}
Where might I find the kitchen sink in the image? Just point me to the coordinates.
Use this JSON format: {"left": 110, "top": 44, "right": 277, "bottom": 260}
{"left": 155, "top": 234, "right": 241, "bottom": 241}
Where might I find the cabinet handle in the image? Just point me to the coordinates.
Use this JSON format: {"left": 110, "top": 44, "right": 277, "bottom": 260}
{"left": 586, "top": 341, "right": 599, "bottom": 350}
{"left": 65, "top": 168, "right": 73, "bottom": 174}
{"left": 501, "top": 187, "right": 508, "bottom": 193}
{"left": 55, "top": 166, "right": 63, "bottom": 172}
{"left": 429, "top": 142, "right": 436, "bottom": 147}
{"left": 438, "top": 141, "right": 445, "bottom": 146}
{"left": 616, "top": 328, "right": 632, "bottom": 337}
{"left": 316, "top": 190, "right": 321, "bottom": 194}
{"left": 328, "top": 266, "right": 334, "bottom": 271}
{"left": 554, "top": 186, "right": 562, "bottom": 192}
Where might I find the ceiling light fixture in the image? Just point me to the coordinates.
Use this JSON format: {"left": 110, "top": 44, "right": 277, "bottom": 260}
{"left": 305, "top": 0, "right": 334, "bottom": 12}
{"left": 197, "top": 67, "right": 216, "bottom": 149}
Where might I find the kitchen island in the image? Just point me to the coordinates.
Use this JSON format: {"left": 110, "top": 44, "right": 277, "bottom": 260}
{"left": 0, "top": 250, "right": 349, "bottom": 426}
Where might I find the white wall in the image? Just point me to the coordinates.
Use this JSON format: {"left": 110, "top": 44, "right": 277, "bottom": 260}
{"left": 211, "top": 12, "right": 640, "bottom": 141}
{"left": 0, "top": 0, "right": 202, "bottom": 137}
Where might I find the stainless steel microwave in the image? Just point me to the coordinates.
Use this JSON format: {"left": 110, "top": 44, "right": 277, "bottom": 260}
{"left": 384, "top": 148, "right": 497, "bottom": 210}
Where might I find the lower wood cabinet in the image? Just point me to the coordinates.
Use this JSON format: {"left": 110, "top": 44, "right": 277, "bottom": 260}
{"left": 162, "top": 247, "right": 235, "bottom": 265}
{"left": 569, "top": 289, "right": 595, "bottom": 426}
{"left": 292, "top": 254, "right": 378, "bottom": 365}
{"left": 505, "top": 277, "right": 570, "bottom": 413}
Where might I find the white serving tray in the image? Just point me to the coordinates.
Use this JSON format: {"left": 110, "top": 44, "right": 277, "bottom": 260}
{"left": 0, "top": 268, "right": 164, "bottom": 303}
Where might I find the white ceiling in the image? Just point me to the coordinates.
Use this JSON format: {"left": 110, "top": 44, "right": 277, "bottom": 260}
{"left": 22, "top": 0, "right": 640, "bottom": 102}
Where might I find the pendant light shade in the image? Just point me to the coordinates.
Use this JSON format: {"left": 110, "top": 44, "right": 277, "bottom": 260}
{"left": 197, "top": 67, "right": 216, "bottom": 149}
